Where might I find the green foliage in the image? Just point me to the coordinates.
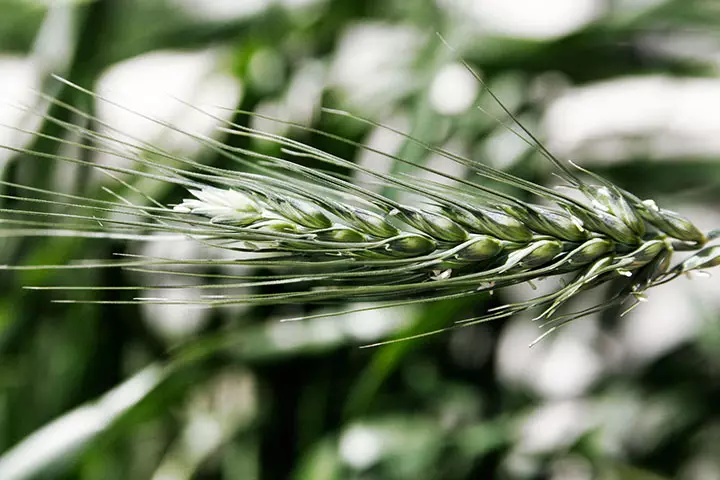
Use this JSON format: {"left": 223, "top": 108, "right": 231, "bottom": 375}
{"left": 1, "top": 1, "right": 720, "bottom": 479}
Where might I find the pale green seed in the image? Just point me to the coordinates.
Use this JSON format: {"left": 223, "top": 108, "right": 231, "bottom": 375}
{"left": 455, "top": 236, "right": 503, "bottom": 262}
{"left": 386, "top": 234, "right": 437, "bottom": 257}
{"left": 339, "top": 207, "right": 399, "bottom": 238}
{"left": 584, "top": 185, "right": 645, "bottom": 236}
{"left": 316, "top": 228, "right": 367, "bottom": 243}
{"left": 568, "top": 207, "right": 640, "bottom": 245}
{"left": 504, "top": 205, "right": 588, "bottom": 242}
{"left": 446, "top": 206, "right": 533, "bottom": 242}
{"left": 641, "top": 206, "right": 706, "bottom": 244}
{"left": 567, "top": 238, "right": 615, "bottom": 265}
{"left": 674, "top": 245, "right": 720, "bottom": 273}
{"left": 398, "top": 208, "right": 468, "bottom": 243}
{"left": 518, "top": 240, "right": 564, "bottom": 268}
{"left": 270, "top": 197, "right": 333, "bottom": 229}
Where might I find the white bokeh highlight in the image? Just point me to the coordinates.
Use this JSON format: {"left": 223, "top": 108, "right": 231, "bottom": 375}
{"left": 329, "top": 23, "right": 423, "bottom": 112}
{"left": 95, "top": 49, "right": 242, "bottom": 162}
{"left": 544, "top": 76, "right": 720, "bottom": 160}
{"left": 0, "top": 56, "right": 40, "bottom": 169}
{"left": 440, "top": 0, "right": 603, "bottom": 40}
{"left": 430, "top": 63, "right": 479, "bottom": 115}
{"left": 339, "top": 425, "right": 383, "bottom": 469}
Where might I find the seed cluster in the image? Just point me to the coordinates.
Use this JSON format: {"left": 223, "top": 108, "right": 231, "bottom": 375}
{"left": 172, "top": 179, "right": 707, "bottom": 327}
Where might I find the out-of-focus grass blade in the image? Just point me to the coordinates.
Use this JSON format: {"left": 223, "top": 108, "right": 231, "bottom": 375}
{"left": 0, "top": 365, "right": 168, "bottom": 480}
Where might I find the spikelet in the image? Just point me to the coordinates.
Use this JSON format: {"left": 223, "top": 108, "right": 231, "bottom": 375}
{"left": 0, "top": 74, "right": 718, "bottom": 345}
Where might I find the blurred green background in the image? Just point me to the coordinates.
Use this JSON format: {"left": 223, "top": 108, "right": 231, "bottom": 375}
{"left": 2, "top": 0, "right": 720, "bottom": 479}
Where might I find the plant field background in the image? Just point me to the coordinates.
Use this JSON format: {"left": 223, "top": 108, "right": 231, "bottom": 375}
{"left": 1, "top": 1, "right": 720, "bottom": 479}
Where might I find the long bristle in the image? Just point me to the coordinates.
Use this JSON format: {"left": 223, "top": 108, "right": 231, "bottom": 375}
{"left": 1, "top": 72, "right": 718, "bottom": 345}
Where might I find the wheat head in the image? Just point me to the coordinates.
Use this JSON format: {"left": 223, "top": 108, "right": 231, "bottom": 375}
{"left": 1, "top": 75, "right": 718, "bottom": 345}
